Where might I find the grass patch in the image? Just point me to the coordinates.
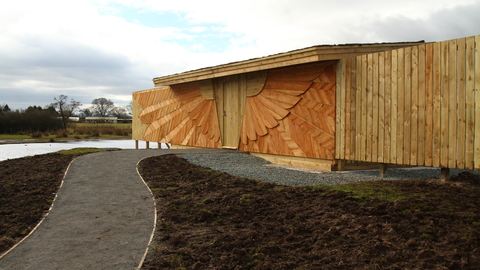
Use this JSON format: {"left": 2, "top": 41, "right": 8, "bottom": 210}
{"left": 326, "top": 181, "right": 410, "bottom": 202}
{"left": 56, "top": 148, "right": 105, "bottom": 156}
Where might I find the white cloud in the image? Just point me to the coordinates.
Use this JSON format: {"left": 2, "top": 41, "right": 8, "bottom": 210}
{"left": 0, "top": 0, "right": 479, "bottom": 110}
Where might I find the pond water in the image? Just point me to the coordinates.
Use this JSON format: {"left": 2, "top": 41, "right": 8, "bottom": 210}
{"left": 0, "top": 140, "right": 166, "bottom": 161}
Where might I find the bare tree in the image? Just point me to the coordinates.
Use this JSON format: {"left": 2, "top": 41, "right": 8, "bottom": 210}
{"left": 51, "top": 95, "right": 82, "bottom": 129}
{"left": 91, "top": 97, "right": 114, "bottom": 117}
{"left": 109, "top": 106, "right": 130, "bottom": 118}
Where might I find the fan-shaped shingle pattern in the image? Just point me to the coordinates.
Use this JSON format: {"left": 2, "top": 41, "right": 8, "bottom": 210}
{"left": 133, "top": 82, "right": 221, "bottom": 148}
{"left": 239, "top": 61, "right": 336, "bottom": 159}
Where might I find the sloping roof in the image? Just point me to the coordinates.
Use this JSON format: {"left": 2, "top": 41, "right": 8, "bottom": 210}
{"left": 153, "top": 41, "right": 425, "bottom": 86}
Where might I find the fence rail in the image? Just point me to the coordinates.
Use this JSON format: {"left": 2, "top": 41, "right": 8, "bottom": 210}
{"left": 335, "top": 35, "right": 480, "bottom": 170}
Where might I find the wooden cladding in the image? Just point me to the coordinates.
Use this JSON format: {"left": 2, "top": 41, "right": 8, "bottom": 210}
{"left": 133, "top": 61, "right": 337, "bottom": 160}
{"left": 239, "top": 61, "right": 336, "bottom": 160}
{"left": 336, "top": 35, "right": 480, "bottom": 170}
{"left": 132, "top": 82, "right": 221, "bottom": 148}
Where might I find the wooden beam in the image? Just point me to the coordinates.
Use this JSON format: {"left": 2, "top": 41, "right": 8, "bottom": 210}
{"left": 440, "top": 168, "right": 450, "bottom": 182}
{"left": 379, "top": 163, "right": 388, "bottom": 178}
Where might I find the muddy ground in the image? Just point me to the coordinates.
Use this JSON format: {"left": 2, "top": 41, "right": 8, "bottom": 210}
{"left": 139, "top": 154, "right": 480, "bottom": 270}
{"left": 1, "top": 152, "right": 479, "bottom": 269}
{"left": 0, "top": 154, "right": 73, "bottom": 253}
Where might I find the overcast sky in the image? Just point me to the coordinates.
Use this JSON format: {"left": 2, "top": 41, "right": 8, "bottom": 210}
{"left": 1, "top": 0, "right": 479, "bottom": 110}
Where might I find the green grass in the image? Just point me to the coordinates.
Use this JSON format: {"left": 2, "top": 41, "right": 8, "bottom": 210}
{"left": 0, "top": 134, "right": 33, "bottom": 140}
{"left": 325, "top": 181, "right": 411, "bottom": 202}
{"left": 56, "top": 148, "right": 106, "bottom": 156}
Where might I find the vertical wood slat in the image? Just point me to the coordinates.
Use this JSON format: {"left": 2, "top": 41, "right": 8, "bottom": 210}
{"left": 384, "top": 50, "right": 392, "bottom": 163}
{"left": 349, "top": 57, "right": 357, "bottom": 161}
{"left": 355, "top": 57, "right": 362, "bottom": 161}
{"left": 417, "top": 44, "right": 426, "bottom": 165}
{"left": 432, "top": 41, "right": 442, "bottom": 168}
{"left": 475, "top": 36, "right": 480, "bottom": 169}
{"left": 465, "top": 36, "right": 475, "bottom": 169}
{"left": 372, "top": 53, "right": 379, "bottom": 163}
{"left": 391, "top": 49, "right": 398, "bottom": 164}
{"left": 366, "top": 54, "right": 374, "bottom": 162}
{"left": 440, "top": 40, "right": 449, "bottom": 167}
{"left": 457, "top": 38, "right": 466, "bottom": 169}
{"left": 425, "top": 43, "right": 434, "bottom": 167}
{"left": 411, "top": 46, "right": 419, "bottom": 165}
{"left": 397, "top": 48, "right": 405, "bottom": 164}
{"left": 336, "top": 34, "right": 479, "bottom": 170}
{"left": 403, "top": 47, "right": 412, "bottom": 165}
{"left": 361, "top": 55, "right": 368, "bottom": 161}
{"left": 378, "top": 52, "right": 385, "bottom": 163}
{"left": 335, "top": 60, "right": 346, "bottom": 159}
{"left": 448, "top": 39, "right": 457, "bottom": 168}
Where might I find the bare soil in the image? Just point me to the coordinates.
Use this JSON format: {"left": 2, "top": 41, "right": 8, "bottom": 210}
{"left": 139, "top": 154, "right": 480, "bottom": 270}
{"left": 1, "top": 153, "right": 479, "bottom": 269}
{"left": 0, "top": 154, "right": 73, "bottom": 253}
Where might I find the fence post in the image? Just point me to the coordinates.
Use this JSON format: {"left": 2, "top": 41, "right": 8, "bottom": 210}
{"left": 440, "top": 168, "right": 450, "bottom": 182}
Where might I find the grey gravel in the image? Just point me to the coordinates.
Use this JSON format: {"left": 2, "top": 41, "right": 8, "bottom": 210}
{"left": 181, "top": 152, "right": 480, "bottom": 186}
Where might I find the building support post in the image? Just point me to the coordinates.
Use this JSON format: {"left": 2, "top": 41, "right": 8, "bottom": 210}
{"left": 440, "top": 168, "right": 450, "bottom": 182}
{"left": 135, "top": 140, "right": 139, "bottom": 149}
{"left": 379, "top": 163, "right": 388, "bottom": 179}
{"left": 337, "top": 160, "right": 345, "bottom": 171}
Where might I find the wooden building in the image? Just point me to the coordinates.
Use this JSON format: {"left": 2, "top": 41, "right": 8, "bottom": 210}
{"left": 132, "top": 34, "right": 480, "bottom": 172}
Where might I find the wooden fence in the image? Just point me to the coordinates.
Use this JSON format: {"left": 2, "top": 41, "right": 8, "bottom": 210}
{"left": 335, "top": 35, "right": 480, "bottom": 170}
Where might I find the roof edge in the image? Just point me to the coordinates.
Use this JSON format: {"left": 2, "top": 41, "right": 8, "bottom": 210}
{"left": 153, "top": 41, "right": 425, "bottom": 86}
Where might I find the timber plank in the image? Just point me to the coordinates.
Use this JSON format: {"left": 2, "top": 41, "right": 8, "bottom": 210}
{"left": 448, "top": 39, "right": 457, "bottom": 168}
{"left": 418, "top": 44, "right": 426, "bottom": 165}
{"left": 475, "top": 35, "right": 480, "bottom": 169}
{"left": 411, "top": 46, "right": 419, "bottom": 165}
{"left": 355, "top": 56, "right": 362, "bottom": 161}
{"left": 391, "top": 49, "right": 398, "bottom": 164}
{"left": 397, "top": 48, "right": 405, "bottom": 165}
{"left": 372, "top": 53, "right": 379, "bottom": 163}
{"left": 261, "top": 88, "right": 301, "bottom": 108}
{"left": 361, "top": 55, "right": 368, "bottom": 161}
{"left": 244, "top": 100, "right": 258, "bottom": 141}
{"left": 248, "top": 100, "right": 268, "bottom": 136}
{"left": 457, "top": 37, "right": 467, "bottom": 169}
{"left": 384, "top": 50, "right": 392, "bottom": 163}
{"left": 432, "top": 41, "right": 442, "bottom": 167}
{"left": 366, "top": 54, "right": 373, "bottom": 162}
{"left": 465, "top": 36, "right": 475, "bottom": 169}
{"left": 252, "top": 97, "right": 279, "bottom": 128}
{"left": 256, "top": 94, "right": 289, "bottom": 119}
{"left": 266, "top": 62, "right": 328, "bottom": 82}
{"left": 425, "top": 43, "right": 434, "bottom": 166}
{"left": 378, "top": 51, "right": 385, "bottom": 163}
{"left": 403, "top": 47, "right": 411, "bottom": 165}
{"left": 440, "top": 40, "right": 450, "bottom": 167}
{"left": 246, "top": 71, "right": 268, "bottom": 97}
{"left": 264, "top": 80, "right": 313, "bottom": 92}
{"left": 345, "top": 58, "right": 353, "bottom": 160}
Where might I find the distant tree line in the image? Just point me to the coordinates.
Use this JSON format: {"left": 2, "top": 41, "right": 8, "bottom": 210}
{"left": 79, "top": 97, "right": 131, "bottom": 118}
{"left": 0, "top": 104, "right": 63, "bottom": 134}
{"left": 0, "top": 96, "right": 132, "bottom": 134}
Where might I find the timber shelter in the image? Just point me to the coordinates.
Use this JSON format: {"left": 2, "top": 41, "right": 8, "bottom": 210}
{"left": 133, "top": 34, "right": 480, "bottom": 174}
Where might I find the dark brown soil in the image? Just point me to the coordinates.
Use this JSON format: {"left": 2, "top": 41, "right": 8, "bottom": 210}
{"left": 139, "top": 154, "right": 480, "bottom": 270}
{"left": 0, "top": 154, "right": 74, "bottom": 254}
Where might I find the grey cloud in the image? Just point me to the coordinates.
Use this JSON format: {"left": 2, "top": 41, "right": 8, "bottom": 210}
{"left": 369, "top": 2, "right": 480, "bottom": 42}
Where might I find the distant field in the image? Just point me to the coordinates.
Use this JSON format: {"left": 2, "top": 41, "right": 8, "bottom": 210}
{"left": 73, "top": 123, "right": 132, "bottom": 128}
{"left": 0, "top": 122, "right": 132, "bottom": 142}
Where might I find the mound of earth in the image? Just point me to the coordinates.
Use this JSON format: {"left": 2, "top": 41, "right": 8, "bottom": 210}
{"left": 139, "top": 154, "right": 480, "bottom": 270}
{"left": 0, "top": 154, "right": 73, "bottom": 253}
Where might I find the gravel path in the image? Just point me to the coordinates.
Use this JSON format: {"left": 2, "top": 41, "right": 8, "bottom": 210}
{"left": 181, "top": 152, "right": 480, "bottom": 186}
